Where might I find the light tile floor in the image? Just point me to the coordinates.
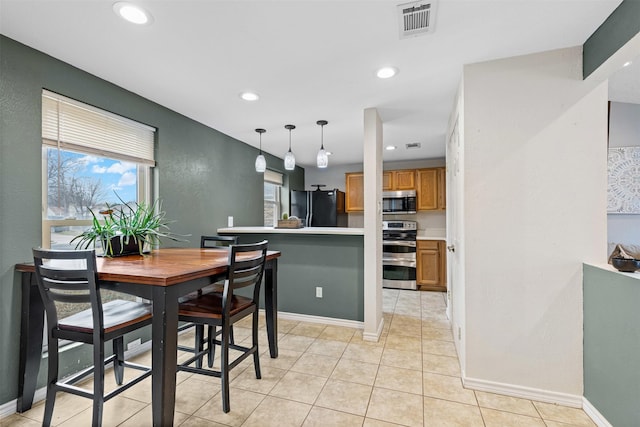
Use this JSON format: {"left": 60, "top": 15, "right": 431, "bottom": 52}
{"left": 3, "top": 289, "right": 596, "bottom": 427}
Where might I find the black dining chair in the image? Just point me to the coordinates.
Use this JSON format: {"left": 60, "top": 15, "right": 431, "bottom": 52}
{"left": 32, "top": 248, "right": 152, "bottom": 427}
{"left": 177, "top": 235, "right": 239, "bottom": 368}
{"left": 200, "top": 235, "right": 238, "bottom": 249}
{"left": 177, "top": 240, "right": 268, "bottom": 413}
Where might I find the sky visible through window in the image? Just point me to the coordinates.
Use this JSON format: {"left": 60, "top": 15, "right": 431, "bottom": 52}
{"left": 46, "top": 148, "right": 137, "bottom": 220}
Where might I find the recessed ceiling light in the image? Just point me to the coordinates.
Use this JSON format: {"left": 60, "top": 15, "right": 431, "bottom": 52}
{"left": 376, "top": 66, "right": 398, "bottom": 79}
{"left": 623, "top": 61, "right": 633, "bottom": 67}
{"left": 385, "top": 145, "right": 397, "bottom": 151}
{"left": 240, "top": 92, "right": 260, "bottom": 101}
{"left": 113, "top": 2, "right": 153, "bottom": 25}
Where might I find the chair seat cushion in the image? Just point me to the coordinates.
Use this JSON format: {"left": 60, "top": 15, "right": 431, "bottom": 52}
{"left": 59, "top": 299, "right": 152, "bottom": 334}
{"left": 179, "top": 292, "right": 254, "bottom": 319}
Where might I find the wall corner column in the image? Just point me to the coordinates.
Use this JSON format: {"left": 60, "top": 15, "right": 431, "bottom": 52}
{"left": 362, "top": 108, "right": 383, "bottom": 340}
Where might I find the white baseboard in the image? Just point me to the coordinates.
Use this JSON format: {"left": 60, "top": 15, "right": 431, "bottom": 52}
{"left": 462, "top": 375, "right": 583, "bottom": 408}
{"left": 362, "top": 317, "right": 384, "bottom": 342}
{"left": 582, "top": 397, "right": 613, "bottom": 427}
{"left": 0, "top": 339, "right": 153, "bottom": 420}
{"left": 271, "top": 309, "right": 364, "bottom": 330}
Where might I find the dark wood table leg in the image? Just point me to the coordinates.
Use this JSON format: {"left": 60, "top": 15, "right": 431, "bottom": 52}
{"left": 264, "top": 259, "right": 278, "bottom": 358}
{"left": 150, "top": 286, "right": 178, "bottom": 427}
{"left": 17, "top": 272, "right": 44, "bottom": 412}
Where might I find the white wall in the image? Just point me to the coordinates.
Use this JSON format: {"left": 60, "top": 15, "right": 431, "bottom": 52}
{"left": 304, "top": 163, "right": 361, "bottom": 192}
{"left": 607, "top": 101, "right": 640, "bottom": 247}
{"left": 461, "top": 46, "right": 608, "bottom": 400}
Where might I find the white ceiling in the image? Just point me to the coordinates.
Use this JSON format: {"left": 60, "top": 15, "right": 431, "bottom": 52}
{"left": 0, "top": 0, "right": 626, "bottom": 167}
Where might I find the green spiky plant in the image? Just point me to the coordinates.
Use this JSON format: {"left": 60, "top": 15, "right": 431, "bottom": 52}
{"left": 71, "top": 195, "right": 188, "bottom": 256}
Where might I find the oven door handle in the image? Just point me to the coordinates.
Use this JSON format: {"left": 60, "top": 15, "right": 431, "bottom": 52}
{"left": 382, "top": 241, "right": 416, "bottom": 247}
{"left": 382, "top": 258, "right": 417, "bottom": 267}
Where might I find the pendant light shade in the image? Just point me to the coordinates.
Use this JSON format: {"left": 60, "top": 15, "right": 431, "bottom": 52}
{"left": 254, "top": 128, "right": 266, "bottom": 172}
{"left": 316, "top": 120, "right": 328, "bottom": 168}
{"left": 284, "top": 124, "right": 296, "bottom": 170}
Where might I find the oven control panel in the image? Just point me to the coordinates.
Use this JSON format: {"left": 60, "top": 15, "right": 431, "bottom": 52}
{"left": 382, "top": 220, "right": 417, "bottom": 231}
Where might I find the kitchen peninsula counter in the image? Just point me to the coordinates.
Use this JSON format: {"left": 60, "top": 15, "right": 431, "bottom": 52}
{"left": 217, "top": 226, "right": 364, "bottom": 235}
{"left": 218, "top": 226, "right": 364, "bottom": 323}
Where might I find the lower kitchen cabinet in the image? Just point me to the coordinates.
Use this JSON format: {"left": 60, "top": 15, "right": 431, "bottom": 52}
{"left": 417, "top": 240, "right": 447, "bottom": 291}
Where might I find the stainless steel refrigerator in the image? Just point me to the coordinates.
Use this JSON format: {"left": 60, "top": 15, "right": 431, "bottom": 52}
{"left": 290, "top": 189, "right": 347, "bottom": 227}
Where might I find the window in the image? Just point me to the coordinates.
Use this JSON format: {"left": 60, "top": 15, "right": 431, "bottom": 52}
{"left": 42, "top": 90, "right": 156, "bottom": 250}
{"left": 264, "top": 170, "right": 283, "bottom": 227}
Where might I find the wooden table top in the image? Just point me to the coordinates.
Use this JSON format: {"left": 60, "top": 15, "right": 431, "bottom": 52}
{"left": 16, "top": 247, "right": 280, "bottom": 286}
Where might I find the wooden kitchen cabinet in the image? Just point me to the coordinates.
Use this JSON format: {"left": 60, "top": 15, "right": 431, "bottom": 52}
{"left": 392, "top": 169, "right": 416, "bottom": 190}
{"left": 347, "top": 167, "right": 444, "bottom": 212}
{"left": 383, "top": 170, "right": 416, "bottom": 191}
{"left": 417, "top": 240, "right": 447, "bottom": 291}
{"left": 345, "top": 172, "right": 364, "bottom": 212}
{"left": 416, "top": 167, "right": 446, "bottom": 211}
{"left": 437, "top": 167, "right": 446, "bottom": 210}
{"left": 416, "top": 168, "right": 438, "bottom": 210}
{"left": 382, "top": 171, "right": 393, "bottom": 191}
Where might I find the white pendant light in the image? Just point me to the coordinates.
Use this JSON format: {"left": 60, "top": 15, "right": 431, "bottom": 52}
{"left": 284, "top": 124, "right": 296, "bottom": 170}
{"left": 254, "top": 128, "right": 266, "bottom": 172}
{"left": 316, "top": 120, "right": 329, "bottom": 168}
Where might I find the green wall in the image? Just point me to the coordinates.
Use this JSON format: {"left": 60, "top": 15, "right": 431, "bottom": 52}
{"left": 583, "top": 0, "right": 640, "bottom": 78}
{"left": 234, "top": 233, "right": 364, "bottom": 321}
{"left": 0, "top": 35, "right": 303, "bottom": 406}
{"left": 583, "top": 264, "right": 640, "bottom": 427}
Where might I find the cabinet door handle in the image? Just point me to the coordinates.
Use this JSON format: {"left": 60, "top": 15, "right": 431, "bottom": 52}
{"left": 447, "top": 245, "right": 455, "bottom": 253}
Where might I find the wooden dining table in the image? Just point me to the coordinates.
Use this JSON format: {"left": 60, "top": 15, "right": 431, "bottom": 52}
{"left": 15, "top": 247, "right": 280, "bottom": 426}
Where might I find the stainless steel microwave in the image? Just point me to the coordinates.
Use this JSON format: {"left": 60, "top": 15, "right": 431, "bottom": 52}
{"left": 382, "top": 190, "right": 417, "bottom": 214}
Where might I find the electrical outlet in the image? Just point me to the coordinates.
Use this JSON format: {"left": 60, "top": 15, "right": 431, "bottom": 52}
{"left": 315, "top": 287, "right": 323, "bottom": 298}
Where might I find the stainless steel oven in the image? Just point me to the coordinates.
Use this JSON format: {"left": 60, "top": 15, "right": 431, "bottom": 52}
{"left": 382, "top": 220, "right": 417, "bottom": 290}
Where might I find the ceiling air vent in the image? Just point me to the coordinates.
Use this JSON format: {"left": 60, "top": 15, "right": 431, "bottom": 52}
{"left": 397, "top": 1, "right": 437, "bottom": 39}
{"left": 406, "top": 142, "right": 421, "bottom": 149}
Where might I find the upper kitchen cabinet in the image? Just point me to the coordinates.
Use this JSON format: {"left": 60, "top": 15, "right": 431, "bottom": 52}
{"left": 382, "top": 171, "right": 392, "bottom": 191}
{"left": 345, "top": 172, "right": 364, "bottom": 212}
{"left": 347, "top": 167, "right": 445, "bottom": 212}
{"left": 437, "top": 167, "right": 446, "bottom": 210}
{"left": 417, "top": 168, "right": 438, "bottom": 210}
{"left": 383, "top": 170, "right": 416, "bottom": 191}
{"left": 416, "top": 167, "right": 446, "bottom": 211}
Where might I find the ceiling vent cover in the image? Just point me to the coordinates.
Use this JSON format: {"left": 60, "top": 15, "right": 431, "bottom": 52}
{"left": 406, "top": 142, "right": 421, "bottom": 149}
{"left": 397, "top": 1, "right": 437, "bottom": 39}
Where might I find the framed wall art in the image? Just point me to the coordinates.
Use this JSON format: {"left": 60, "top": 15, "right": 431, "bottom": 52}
{"left": 607, "top": 146, "right": 640, "bottom": 214}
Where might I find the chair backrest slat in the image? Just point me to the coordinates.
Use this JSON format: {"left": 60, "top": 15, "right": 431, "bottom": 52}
{"left": 38, "top": 267, "right": 91, "bottom": 281}
{"left": 33, "top": 248, "right": 102, "bottom": 332}
{"left": 223, "top": 240, "right": 268, "bottom": 306}
{"left": 201, "top": 235, "right": 238, "bottom": 249}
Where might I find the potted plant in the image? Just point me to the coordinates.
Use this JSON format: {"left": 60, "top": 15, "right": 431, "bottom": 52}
{"left": 71, "top": 196, "right": 187, "bottom": 256}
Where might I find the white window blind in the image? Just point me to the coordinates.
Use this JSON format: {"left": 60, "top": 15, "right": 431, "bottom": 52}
{"left": 264, "top": 169, "right": 283, "bottom": 185}
{"left": 42, "top": 89, "right": 156, "bottom": 165}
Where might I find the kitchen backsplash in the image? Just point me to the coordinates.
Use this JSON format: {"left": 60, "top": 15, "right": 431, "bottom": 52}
{"left": 347, "top": 211, "right": 446, "bottom": 235}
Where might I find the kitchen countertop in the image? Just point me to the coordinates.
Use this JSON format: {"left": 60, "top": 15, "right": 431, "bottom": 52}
{"left": 417, "top": 229, "right": 446, "bottom": 241}
{"left": 583, "top": 262, "right": 640, "bottom": 280}
{"left": 217, "top": 226, "right": 364, "bottom": 236}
